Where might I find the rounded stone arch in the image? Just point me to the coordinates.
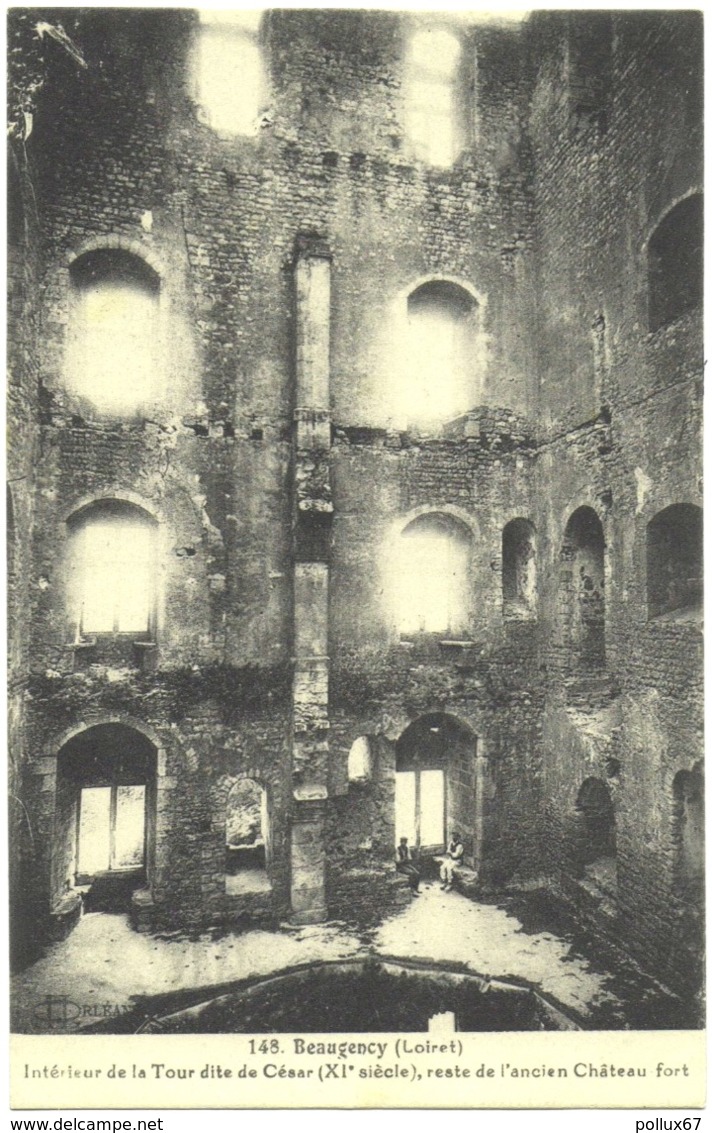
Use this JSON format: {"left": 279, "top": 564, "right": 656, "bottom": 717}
{"left": 61, "top": 496, "right": 163, "bottom": 645}
{"left": 66, "top": 234, "right": 165, "bottom": 280}
{"left": 47, "top": 237, "right": 168, "bottom": 418}
{"left": 645, "top": 502, "right": 702, "bottom": 620}
{"left": 670, "top": 762, "right": 704, "bottom": 888}
{"left": 394, "top": 711, "right": 480, "bottom": 865}
{"left": 223, "top": 772, "right": 272, "bottom": 894}
{"left": 395, "top": 273, "right": 487, "bottom": 314}
{"left": 392, "top": 502, "right": 479, "bottom": 543}
{"left": 501, "top": 515, "right": 537, "bottom": 619}
{"left": 387, "top": 507, "right": 476, "bottom": 638}
{"left": 556, "top": 491, "right": 608, "bottom": 546}
{"left": 574, "top": 776, "right": 617, "bottom": 872}
{"left": 643, "top": 187, "right": 703, "bottom": 254}
{"left": 217, "top": 767, "right": 270, "bottom": 808}
{"left": 62, "top": 490, "right": 162, "bottom": 529}
{"left": 347, "top": 734, "right": 383, "bottom": 784}
{"left": 645, "top": 190, "right": 703, "bottom": 332}
{"left": 389, "top": 276, "right": 487, "bottom": 429}
{"left": 559, "top": 504, "right": 607, "bottom": 671}
{"left": 48, "top": 714, "right": 169, "bottom": 761}
{"left": 51, "top": 718, "right": 165, "bottom": 911}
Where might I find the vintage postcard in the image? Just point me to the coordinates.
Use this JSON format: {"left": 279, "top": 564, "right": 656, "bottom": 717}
{"left": 7, "top": 3, "right": 704, "bottom": 1111}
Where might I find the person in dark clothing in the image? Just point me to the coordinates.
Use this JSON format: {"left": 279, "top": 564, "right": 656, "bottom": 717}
{"left": 396, "top": 836, "right": 421, "bottom": 894}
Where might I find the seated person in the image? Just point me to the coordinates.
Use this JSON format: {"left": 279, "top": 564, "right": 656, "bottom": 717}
{"left": 439, "top": 831, "right": 464, "bottom": 891}
{"left": 395, "top": 836, "right": 421, "bottom": 894}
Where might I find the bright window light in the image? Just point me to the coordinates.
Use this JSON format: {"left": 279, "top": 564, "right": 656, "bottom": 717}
{"left": 395, "top": 771, "right": 417, "bottom": 846}
{"left": 399, "top": 281, "right": 477, "bottom": 427}
{"left": 77, "top": 785, "right": 146, "bottom": 876}
{"left": 410, "top": 27, "right": 461, "bottom": 74}
{"left": 420, "top": 768, "right": 445, "bottom": 845}
{"left": 395, "top": 768, "right": 445, "bottom": 850}
{"left": 397, "top": 516, "right": 469, "bottom": 635}
{"left": 77, "top": 787, "right": 112, "bottom": 876}
{"left": 406, "top": 28, "right": 461, "bottom": 166}
{"left": 348, "top": 736, "right": 372, "bottom": 782}
{"left": 114, "top": 785, "right": 146, "bottom": 869}
{"left": 196, "top": 13, "right": 265, "bottom": 136}
{"left": 72, "top": 510, "right": 155, "bottom": 636}
{"left": 67, "top": 252, "right": 159, "bottom": 415}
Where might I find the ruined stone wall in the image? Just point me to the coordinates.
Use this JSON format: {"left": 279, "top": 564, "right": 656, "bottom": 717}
{"left": 529, "top": 11, "right": 703, "bottom": 992}
{"left": 8, "top": 10, "right": 47, "bottom": 961}
{"left": 19, "top": 7, "right": 544, "bottom": 932}
{"left": 9, "top": 9, "right": 702, "bottom": 994}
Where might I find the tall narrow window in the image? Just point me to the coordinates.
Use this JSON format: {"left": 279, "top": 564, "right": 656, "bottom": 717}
{"left": 77, "top": 785, "right": 146, "bottom": 880}
{"left": 67, "top": 250, "right": 160, "bottom": 415}
{"left": 560, "top": 507, "right": 605, "bottom": 670}
{"left": 405, "top": 281, "right": 478, "bottom": 426}
{"left": 673, "top": 768, "right": 704, "bottom": 890}
{"left": 575, "top": 777, "right": 616, "bottom": 894}
{"left": 55, "top": 724, "right": 156, "bottom": 907}
{"left": 502, "top": 518, "right": 537, "bottom": 619}
{"left": 648, "top": 194, "right": 703, "bottom": 331}
{"left": 647, "top": 504, "right": 702, "bottom": 620}
{"left": 395, "top": 768, "right": 445, "bottom": 852}
{"left": 195, "top": 12, "right": 265, "bottom": 137}
{"left": 68, "top": 501, "right": 157, "bottom": 639}
{"left": 348, "top": 737, "right": 373, "bottom": 784}
{"left": 225, "top": 779, "right": 270, "bottom": 895}
{"left": 406, "top": 28, "right": 462, "bottom": 166}
{"left": 395, "top": 713, "right": 476, "bottom": 857}
{"left": 397, "top": 513, "right": 470, "bottom": 636}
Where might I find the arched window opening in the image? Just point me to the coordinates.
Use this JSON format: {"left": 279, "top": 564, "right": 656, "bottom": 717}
{"left": 575, "top": 777, "right": 616, "bottom": 893}
{"left": 195, "top": 11, "right": 266, "bottom": 137}
{"left": 54, "top": 724, "right": 156, "bottom": 912}
{"left": 397, "top": 513, "right": 471, "bottom": 636}
{"left": 560, "top": 507, "right": 605, "bottom": 670}
{"left": 405, "top": 281, "right": 478, "bottom": 426}
{"left": 395, "top": 714, "right": 476, "bottom": 859}
{"left": 672, "top": 768, "right": 704, "bottom": 895}
{"left": 348, "top": 737, "right": 373, "bottom": 784}
{"left": 67, "top": 250, "right": 160, "bottom": 415}
{"left": 648, "top": 193, "right": 702, "bottom": 332}
{"left": 502, "top": 518, "right": 537, "bottom": 619}
{"left": 406, "top": 28, "right": 462, "bottom": 167}
{"left": 647, "top": 504, "right": 702, "bottom": 620}
{"left": 225, "top": 779, "right": 271, "bottom": 895}
{"left": 67, "top": 501, "right": 157, "bottom": 641}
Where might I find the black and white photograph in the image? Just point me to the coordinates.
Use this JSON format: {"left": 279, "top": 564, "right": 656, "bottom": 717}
{"left": 7, "top": 3, "right": 704, "bottom": 1110}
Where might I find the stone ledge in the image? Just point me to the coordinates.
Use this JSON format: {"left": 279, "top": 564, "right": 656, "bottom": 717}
{"left": 48, "top": 891, "right": 82, "bottom": 940}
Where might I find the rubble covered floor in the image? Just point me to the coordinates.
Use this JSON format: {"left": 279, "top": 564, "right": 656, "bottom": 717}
{"left": 12, "top": 886, "right": 694, "bottom": 1034}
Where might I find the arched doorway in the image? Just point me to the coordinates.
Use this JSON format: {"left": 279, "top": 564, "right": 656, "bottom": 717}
{"left": 574, "top": 776, "right": 617, "bottom": 896}
{"left": 54, "top": 724, "right": 157, "bottom": 913}
{"left": 395, "top": 713, "right": 478, "bottom": 865}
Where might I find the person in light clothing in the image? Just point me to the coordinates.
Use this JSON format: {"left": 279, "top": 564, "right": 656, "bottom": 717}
{"left": 440, "top": 831, "right": 464, "bottom": 891}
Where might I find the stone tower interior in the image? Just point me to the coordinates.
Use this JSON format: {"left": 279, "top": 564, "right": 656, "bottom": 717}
{"left": 7, "top": 8, "right": 703, "bottom": 1027}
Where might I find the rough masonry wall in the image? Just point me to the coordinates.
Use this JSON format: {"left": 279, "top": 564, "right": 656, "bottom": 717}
{"left": 530, "top": 11, "right": 703, "bottom": 991}
{"left": 8, "top": 8, "right": 702, "bottom": 998}
{"left": 8, "top": 11, "right": 46, "bottom": 960}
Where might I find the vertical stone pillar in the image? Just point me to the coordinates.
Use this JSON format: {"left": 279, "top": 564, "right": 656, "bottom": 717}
{"left": 290, "top": 796, "right": 328, "bottom": 924}
{"left": 473, "top": 753, "right": 488, "bottom": 872}
{"left": 294, "top": 233, "right": 331, "bottom": 420}
{"left": 290, "top": 234, "right": 333, "bottom": 924}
